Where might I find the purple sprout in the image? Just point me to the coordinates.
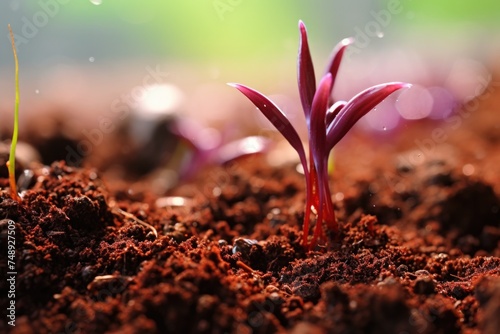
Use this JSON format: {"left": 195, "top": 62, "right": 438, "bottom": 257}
{"left": 229, "top": 21, "right": 411, "bottom": 249}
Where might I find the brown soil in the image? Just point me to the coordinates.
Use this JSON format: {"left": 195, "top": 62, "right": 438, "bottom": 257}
{"left": 1, "top": 79, "right": 500, "bottom": 334}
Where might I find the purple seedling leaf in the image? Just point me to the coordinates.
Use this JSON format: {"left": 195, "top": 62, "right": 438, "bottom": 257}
{"left": 309, "top": 74, "right": 331, "bottom": 171}
{"left": 228, "top": 83, "right": 307, "bottom": 166}
{"left": 213, "top": 136, "right": 272, "bottom": 165}
{"left": 324, "top": 37, "right": 354, "bottom": 97}
{"left": 326, "top": 100, "right": 347, "bottom": 128}
{"left": 326, "top": 82, "right": 411, "bottom": 151}
{"left": 298, "top": 20, "right": 316, "bottom": 121}
{"left": 230, "top": 82, "right": 315, "bottom": 245}
{"left": 308, "top": 74, "right": 333, "bottom": 245}
{"left": 297, "top": 21, "right": 320, "bottom": 245}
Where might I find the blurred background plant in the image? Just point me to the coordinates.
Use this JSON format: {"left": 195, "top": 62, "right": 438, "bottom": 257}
{"left": 0, "top": 0, "right": 498, "bottom": 188}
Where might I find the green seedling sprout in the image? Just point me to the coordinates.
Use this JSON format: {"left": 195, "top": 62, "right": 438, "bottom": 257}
{"left": 7, "top": 24, "right": 20, "bottom": 201}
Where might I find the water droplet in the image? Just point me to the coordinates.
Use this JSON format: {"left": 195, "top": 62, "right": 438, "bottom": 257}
{"left": 35, "top": 89, "right": 39, "bottom": 94}
{"left": 89, "top": 0, "right": 102, "bottom": 5}
{"left": 89, "top": 57, "right": 95, "bottom": 62}
{"left": 376, "top": 31, "right": 384, "bottom": 38}
{"left": 382, "top": 126, "right": 387, "bottom": 131}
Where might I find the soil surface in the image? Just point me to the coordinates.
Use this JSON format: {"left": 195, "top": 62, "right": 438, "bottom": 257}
{"left": 1, "top": 77, "right": 500, "bottom": 334}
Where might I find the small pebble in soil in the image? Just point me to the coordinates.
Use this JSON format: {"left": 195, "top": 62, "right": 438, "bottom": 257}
{"left": 432, "top": 253, "right": 449, "bottom": 261}
{"left": 292, "top": 282, "right": 320, "bottom": 302}
{"left": 414, "top": 269, "right": 431, "bottom": 276}
{"left": 450, "top": 285, "right": 468, "bottom": 300}
{"left": 414, "top": 276, "right": 436, "bottom": 295}
{"left": 18, "top": 169, "right": 36, "bottom": 190}
{"left": 269, "top": 208, "right": 281, "bottom": 215}
{"left": 396, "top": 264, "right": 409, "bottom": 276}
{"left": 462, "top": 163, "right": 475, "bottom": 176}
{"left": 335, "top": 192, "right": 344, "bottom": 201}
{"left": 81, "top": 265, "right": 95, "bottom": 281}
{"left": 396, "top": 159, "right": 414, "bottom": 173}
{"left": 265, "top": 285, "right": 280, "bottom": 293}
{"left": 232, "top": 238, "right": 258, "bottom": 255}
{"left": 163, "top": 222, "right": 190, "bottom": 242}
{"left": 212, "top": 187, "right": 222, "bottom": 197}
{"left": 267, "top": 208, "right": 285, "bottom": 227}
{"left": 268, "top": 292, "right": 283, "bottom": 305}
{"left": 379, "top": 277, "right": 399, "bottom": 285}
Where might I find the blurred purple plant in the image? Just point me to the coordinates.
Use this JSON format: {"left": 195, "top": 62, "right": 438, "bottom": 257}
{"left": 230, "top": 21, "right": 411, "bottom": 249}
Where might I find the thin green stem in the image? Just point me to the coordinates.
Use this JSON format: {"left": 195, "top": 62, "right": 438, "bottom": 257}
{"left": 7, "top": 24, "right": 20, "bottom": 201}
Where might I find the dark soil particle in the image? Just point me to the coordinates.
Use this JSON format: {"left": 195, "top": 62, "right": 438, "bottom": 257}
{"left": 1, "top": 80, "right": 500, "bottom": 333}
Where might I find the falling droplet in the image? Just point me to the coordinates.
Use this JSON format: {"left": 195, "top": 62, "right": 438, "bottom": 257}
{"left": 376, "top": 31, "right": 384, "bottom": 38}
{"left": 89, "top": 0, "right": 102, "bottom": 5}
{"left": 89, "top": 57, "right": 95, "bottom": 62}
{"left": 382, "top": 126, "right": 387, "bottom": 131}
{"left": 35, "top": 89, "right": 39, "bottom": 94}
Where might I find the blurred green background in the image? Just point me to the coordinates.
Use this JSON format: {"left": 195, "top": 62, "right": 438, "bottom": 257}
{"left": 1, "top": 0, "right": 498, "bottom": 73}
{"left": 0, "top": 0, "right": 499, "bottom": 129}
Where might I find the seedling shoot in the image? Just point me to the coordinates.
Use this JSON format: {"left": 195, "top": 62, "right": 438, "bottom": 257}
{"left": 230, "top": 21, "right": 411, "bottom": 249}
{"left": 7, "top": 24, "right": 20, "bottom": 202}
